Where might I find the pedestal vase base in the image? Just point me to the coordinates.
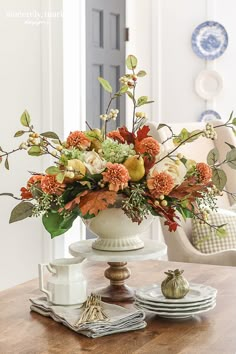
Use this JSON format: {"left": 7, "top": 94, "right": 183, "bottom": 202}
{"left": 92, "top": 236, "right": 144, "bottom": 252}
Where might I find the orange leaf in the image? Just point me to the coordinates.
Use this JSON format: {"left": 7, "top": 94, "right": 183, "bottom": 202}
{"left": 62, "top": 191, "right": 89, "bottom": 211}
{"left": 79, "top": 190, "right": 117, "bottom": 216}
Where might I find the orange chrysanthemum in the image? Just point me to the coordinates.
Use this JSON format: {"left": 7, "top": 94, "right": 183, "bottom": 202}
{"left": 102, "top": 162, "right": 130, "bottom": 192}
{"left": 196, "top": 162, "right": 212, "bottom": 184}
{"left": 20, "top": 175, "right": 43, "bottom": 199}
{"left": 135, "top": 137, "right": 160, "bottom": 157}
{"left": 107, "top": 130, "right": 125, "bottom": 143}
{"left": 27, "top": 175, "right": 43, "bottom": 189}
{"left": 147, "top": 171, "right": 174, "bottom": 198}
{"left": 66, "top": 131, "right": 91, "bottom": 150}
{"left": 41, "top": 175, "right": 65, "bottom": 195}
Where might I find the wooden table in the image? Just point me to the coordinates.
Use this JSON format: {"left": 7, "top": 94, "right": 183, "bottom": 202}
{"left": 0, "top": 260, "right": 235, "bottom": 354}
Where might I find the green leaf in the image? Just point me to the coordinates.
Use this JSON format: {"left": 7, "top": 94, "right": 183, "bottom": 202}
{"left": 187, "top": 129, "right": 202, "bottom": 142}
{"left": 20, "top": 110, "right": 31, "bottom": 127}
{"left": 178, "top": 206, "right": 193, "bottom": 220}
{"left": 226, "top": 148, "right": 236, "bottom": 169}
{"left": 225, "top": 142, "right": 235, "bottom": 150}
{"left": 137, "top": 96, "right": 148, "bottom": 107}
{"left": 207, "top": 148, "right": 219, "bottom": 165}
{"left": 157, "top": 123, "right": 172, "bottom": 132}
{"left": 40, "top": 131, "right": 60, "bottom": 140}
{"left": 212, "top": 168, "right": 227, "bottom": 191}
{"left": 56, "top": 172, "right": 65, "bottom": 183}
{"left": 137, "top": 70, "right": 147, "bottom": 77}
{"left": 45, "top": 166, "right": 60, "bottom": 175}
{"left": 126, "top": 55, "right": 138, "bottom": 70}
{"left": 4, "top": 157, "right": 9, "bottom": 170}
{"left": 9, "top": 201, "right": 34, "bottom": 223}
{"left": 232, "top": 117, "right": 236, "bottom": 126}
{"left": 28, "top": 146, "right": 42, "bottom": 156}
{"left": 14, "top": 130, "right": 25, "bottom": 137}
{"left": 42, "top": 211, "right": 78, "bottom": 238}
{"left": 216, "top": 226, "right": 227, "bottom": 238}
{"left": 119, "top": 85, "right": 129, "bottom": 94}
{"left": 173, "top": 129, "right": 201, "bottom": 146}
{"left": 98, "top": 77, "right": 112, "bottom": 93}
{"left": 141, "top": 100, "right": 154, "bottom": 106}
{"left": 126, "top": 91, "right": 134, "bottom": 101}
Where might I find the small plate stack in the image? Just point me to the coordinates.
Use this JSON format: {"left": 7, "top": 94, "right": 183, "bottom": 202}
{"left": 135, "top": 283, "right": 217, "bottom": 319}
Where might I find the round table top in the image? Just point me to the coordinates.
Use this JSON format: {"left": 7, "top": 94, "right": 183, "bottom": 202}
{"left": 69, "top": 239, "right": 167, "bottom": 262}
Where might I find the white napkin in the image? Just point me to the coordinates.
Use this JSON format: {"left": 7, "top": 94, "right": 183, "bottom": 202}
{"left": 30, "top": 296, "right": 146, "bottom": 338}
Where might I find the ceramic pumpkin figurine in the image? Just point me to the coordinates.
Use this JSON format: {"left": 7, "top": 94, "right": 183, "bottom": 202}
{"left": 161, "top": 269, "right": 190, "bottom": 299}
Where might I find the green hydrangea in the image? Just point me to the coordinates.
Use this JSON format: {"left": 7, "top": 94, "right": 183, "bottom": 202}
{"left": 59, "top": 148, "right": 85, "bottom": 165}
{"left": 101, "top": 139, "right": 135, "bottom": 163}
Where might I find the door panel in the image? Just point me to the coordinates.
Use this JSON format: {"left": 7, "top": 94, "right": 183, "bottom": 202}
{"left": 86, "top": 0, "right": 126, "bottom": 239}
{"left": 86, "top": 0, "right": 126, "bottom": 130}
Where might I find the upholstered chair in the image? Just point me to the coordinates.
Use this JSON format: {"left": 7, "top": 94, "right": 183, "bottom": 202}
{"left": 148, "top": 121, "right": 236, "bottom": 266}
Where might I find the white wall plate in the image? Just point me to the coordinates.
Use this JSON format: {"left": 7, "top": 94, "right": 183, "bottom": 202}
{"left": 195, "top": 69, "right": 223, "bottom": 100}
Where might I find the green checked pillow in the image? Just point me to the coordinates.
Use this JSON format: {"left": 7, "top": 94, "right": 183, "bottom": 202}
{"left": 191, "top": 209, "right": 236, "bottom": 254}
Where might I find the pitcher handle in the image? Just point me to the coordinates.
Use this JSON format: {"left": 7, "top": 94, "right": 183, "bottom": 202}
{"left": 38, "top": 263, "right": 53, "bottom": 302}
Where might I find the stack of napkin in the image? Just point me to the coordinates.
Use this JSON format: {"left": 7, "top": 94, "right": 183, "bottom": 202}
{"left": 30, "top": 297, "right": 146, "bottom": 338}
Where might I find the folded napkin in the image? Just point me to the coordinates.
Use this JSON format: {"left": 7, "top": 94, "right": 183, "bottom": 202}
{"left": 30, "top": 297, "right": 146, "bottom": 338}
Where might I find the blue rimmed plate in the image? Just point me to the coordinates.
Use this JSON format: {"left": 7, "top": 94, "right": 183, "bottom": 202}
{"left": 199, "top": 110, "right": 221, "bottom": 122}
{"left": 192, "top": 21, "right": 228, "bottom": 60}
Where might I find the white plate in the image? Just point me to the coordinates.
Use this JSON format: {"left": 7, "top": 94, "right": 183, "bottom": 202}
{"left": 135, "top": 299, "right": 216, "bottom": 313}
{"left": 136, "top": 301, "right": 216, "bottom": 319}
{"left": 135, "top": 283, "right": 217, "bottom": 304}
{"left": 195, "top": 70, "right": 223, "bottom": 100}
{"left": 135, "top": 296, "right": 216, "bottom": 310}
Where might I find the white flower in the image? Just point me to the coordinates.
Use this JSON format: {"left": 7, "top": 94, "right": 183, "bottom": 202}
{"left": 83, "top": 151, "right": 107, "bottom": 174}
{"left": 151, "top": 157, "right": 187, "bottom": 186}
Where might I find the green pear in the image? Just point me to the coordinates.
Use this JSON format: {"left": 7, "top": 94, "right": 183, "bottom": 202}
{"left": 123, "top": 155, "right": 145, "bottom": 182}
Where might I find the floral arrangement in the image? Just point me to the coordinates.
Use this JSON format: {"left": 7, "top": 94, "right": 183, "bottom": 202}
{"left": 1, "top": 54, "right": 236, "bottom": 238}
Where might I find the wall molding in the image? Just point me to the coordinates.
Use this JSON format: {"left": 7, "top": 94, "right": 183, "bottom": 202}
{"left": 40, "top": 0, "right": 64, "bottom": 261}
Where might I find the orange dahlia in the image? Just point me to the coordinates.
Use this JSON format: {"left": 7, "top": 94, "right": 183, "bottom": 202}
{"left": 66, "top": 131, "right": 91, "bottom": 150}
{"left": 135, "top": 137, "right": 160, "bottom": 157}
{"left": 41, "top": 175, "right": 65, "bottom": 195}
{"left": 147, "top": 171, "right": 174, "bottom": 198}
{"left": 196, "top": 163, "right": 212, "bottom": 184}
{"left": 102, "top": 162, "right": 130, "bottom": 192}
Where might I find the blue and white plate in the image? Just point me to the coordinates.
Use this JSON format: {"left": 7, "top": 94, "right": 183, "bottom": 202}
{"left": 192, "top": 21, "right": 228, "bottom": 60}
{"left": 199, "top": 110, "right": 221, "bottom": 122}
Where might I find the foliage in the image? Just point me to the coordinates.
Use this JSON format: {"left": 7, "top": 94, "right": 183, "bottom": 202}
{"left": 1, "top": 55, "right": 236, "bottom": 238}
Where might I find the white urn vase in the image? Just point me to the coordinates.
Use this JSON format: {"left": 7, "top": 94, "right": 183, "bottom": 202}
{"left": 83, "top": 208, "right": 154, "bottom": 252}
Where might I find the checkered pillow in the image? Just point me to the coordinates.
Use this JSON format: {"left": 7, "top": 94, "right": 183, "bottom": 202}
{"left": 191, "top": 209, "right": 236, "bottom": 254}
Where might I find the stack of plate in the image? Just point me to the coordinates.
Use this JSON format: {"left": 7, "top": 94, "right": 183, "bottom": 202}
{"left": 135, "top": 283, "right": 217, "bottom": 319}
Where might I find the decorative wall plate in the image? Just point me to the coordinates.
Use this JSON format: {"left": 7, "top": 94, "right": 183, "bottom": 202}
{"left": 195, "top": 70, "right": 223, "bottom": 100}
{"left": 199, "top": 110, "right": 221, "bottom": 122}
{"left": 192, "top": 21, "right": 228, "bottom": 60}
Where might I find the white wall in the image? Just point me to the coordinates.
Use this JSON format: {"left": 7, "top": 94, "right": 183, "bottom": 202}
{"left": 127, "top": 0, "right": 236, "bottom": 125}
{"left": 0, "top": 0, "right": 63, "bottom": 291}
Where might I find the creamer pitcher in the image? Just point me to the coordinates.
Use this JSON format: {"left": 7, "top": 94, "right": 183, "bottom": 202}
{"left": 38, "top": 257, "right": 87, "bottom": 305}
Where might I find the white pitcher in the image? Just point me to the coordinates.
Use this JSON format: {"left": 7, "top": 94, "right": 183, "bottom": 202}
{"left": 38, "top": 257, "right": 87, "bottom": 305}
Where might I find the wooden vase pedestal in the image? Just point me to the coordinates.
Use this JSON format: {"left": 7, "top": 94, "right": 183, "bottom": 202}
{"left": 69, "top": 239, "right": 167, "bottom": 303}
{"left": 96, "top": 262, "right": 134, "bottom": 302}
